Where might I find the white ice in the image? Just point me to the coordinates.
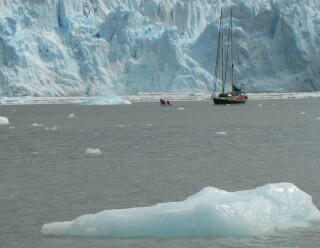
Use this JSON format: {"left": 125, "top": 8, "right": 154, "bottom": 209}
{"left": 78, "top": 96, "right": 131, "bottom": 105}
{"left": 216, "top": 132, "right": 227, "bottom": 135}
{"left": 68, "top": 113, "right": 78, "bottom": 119}
{"left": 85, "top": 148, "right": 102, "bottom": 154}
{"left": 45, "top": 126, "right": 58, "bottom": 131}
{"left": 0, "top": 116, "right": 9, "bottom": 125}
{"left": 41, "top": 183, "right": 320, "bottom": 238}
{"left": 0, "top": 92, "right": 320, "bottom": 105}
{"left": 30, "top": 123, "right": 42, "bottom": 127}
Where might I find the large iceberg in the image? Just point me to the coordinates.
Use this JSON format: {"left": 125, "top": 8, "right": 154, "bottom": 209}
{"left": 0, "top": 0, "right": 319, "bottom": 97}
{"left": 41, "top": 183, "right": 320, "bottom": 238}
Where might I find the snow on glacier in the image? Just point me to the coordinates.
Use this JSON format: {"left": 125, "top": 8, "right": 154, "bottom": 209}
{"left": 0, "top": 0, "right": 319, "bottom": 97}
{"left": 41, "top": 183, "right": 320, "bottom": 238}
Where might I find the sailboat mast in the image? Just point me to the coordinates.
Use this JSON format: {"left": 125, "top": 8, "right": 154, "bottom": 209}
{"left": 221, "top": 8, "right": 224, "bottom": 93}
{"left": 231, "top": 8, "right": 234, "bottom": 92}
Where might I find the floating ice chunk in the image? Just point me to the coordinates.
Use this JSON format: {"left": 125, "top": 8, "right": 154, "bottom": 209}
{"left": 78, "top": 96, "right": 131, "bottom": 105}
{"left": 0, "top": 116, "right": 9, "bottom": 125}
{"left": 316, "top": 117, "right": 320, "bottom": 120}
{"left": 9, "top": 126, "right": 15, "bottom": 129}
{"left": 300, "top": 112, "right": 306, "bottom": 115}
{"left": 189, "top": 92, "right": 204, "bottom": 97}
{"left": 116, "top": 124, "right": 130, "bottom": 128}
{"left": 86, "top": 148, "right": 102, "bottom": 154}
{"left": 31, "top": 123, "right": 42, "bottom": 127}
{"left": 178, "top": 107, "right": 185, "bottom": 110}
{"left": 52, "top": 126, "right": 58, "bottom": 131}
{"left": 68, "top": 113, "right": 78, "bottom": 120}
{"left": 41, "top": 183, "right": 320, "bottom": 238}
{"left": 216, "top": 131, "right": 227, "bottom": 135}
{"left": 45, "top": 125, "right": 58, "bottom": 131}
{"left": 147, "top": 123, "right": 152, "bottom": 127}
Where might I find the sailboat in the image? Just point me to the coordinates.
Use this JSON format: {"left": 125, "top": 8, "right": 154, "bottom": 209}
{"left": 212, "top": 8, "right": 248, "bottom": 104}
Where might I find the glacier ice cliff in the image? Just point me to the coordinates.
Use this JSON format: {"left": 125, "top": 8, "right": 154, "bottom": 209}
{"left": 41, "top": 183, "right": 320, "bottom": 238}
{"left": 0, "top": 0, "right": 319, "bottom": 97}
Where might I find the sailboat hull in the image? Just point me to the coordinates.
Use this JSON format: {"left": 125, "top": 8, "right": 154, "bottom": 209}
{"left": 213, "top": 97, "right": 246, "bottom": 104}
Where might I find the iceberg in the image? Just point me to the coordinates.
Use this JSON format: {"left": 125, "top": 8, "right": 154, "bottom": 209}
{"left": 78, "top": 96, "right": 131, "bottom": 105}
{"left": 0, "top": 0, "right": 320, "bottom": 97}
{"left": 67, "top": 113, "right": 78, "bottom": 119}
{"left": 41, "top": 183, "right": 320, "bottom": 238}
{"left": 85, "top": 148, "right": 102, "bottom": 154}
{"left": 0, "top": 116, "right": 9, "bottom": 125}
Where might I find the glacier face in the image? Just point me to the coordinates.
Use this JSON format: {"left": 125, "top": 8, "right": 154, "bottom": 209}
{"left": 0, "top": 0, "right": 319, "bottom": 97}
{"left": 41, "top": 183, "right": 320, "bottom": 238}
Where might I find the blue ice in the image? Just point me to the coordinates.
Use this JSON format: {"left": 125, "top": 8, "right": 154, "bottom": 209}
{"left": 41, "top": 183, "right": 320, "bottom": 238}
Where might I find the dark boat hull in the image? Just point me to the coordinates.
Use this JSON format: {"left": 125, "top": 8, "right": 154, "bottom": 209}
{"left": 213, "top": 97, "right": 246, "bottom": 104}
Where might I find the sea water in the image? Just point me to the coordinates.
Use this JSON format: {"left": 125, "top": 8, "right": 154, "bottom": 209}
{"left": 1, "top": 98, "right": 320, "bottom": 247}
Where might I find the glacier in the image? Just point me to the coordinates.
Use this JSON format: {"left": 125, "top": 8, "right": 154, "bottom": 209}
{"left": 0, "top": 0, "right": 320, "bottom": 97}
{"left": 41, "top": 183, "right": 320, "bottom": 238}
{"left": 77, "top": 95, "right": 131, "bottom": 105}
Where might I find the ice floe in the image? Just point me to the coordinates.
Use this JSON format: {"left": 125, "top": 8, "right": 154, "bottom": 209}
{"left": 41, "top": 183, "right": 320, "bottom": 238}
{"left": 31, "top": 123, "right": 42, "bottom": 127}
{"left": 0, "top": 116, "right": 9, "bottom": 125}
{"left": 68, "top": 113, "right": 78, "bottom": 120}
{"left": 216, "top": 131, "right": 227, "bottom": 135}
{"left": 78, "top": 96, "right": 131, "bottom": 105}
{"left": 86, "top": 148, "right": 102, "bottom": 154}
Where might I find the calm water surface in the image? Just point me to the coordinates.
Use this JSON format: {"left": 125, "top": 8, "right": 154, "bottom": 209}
{"left": 1, "top": 98, "right": 320, "bottom": 247}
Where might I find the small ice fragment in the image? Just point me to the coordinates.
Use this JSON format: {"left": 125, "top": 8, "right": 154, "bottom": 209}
{"left": 178, "top": 107, "right": 185, "bottom": 110}
{"left": 86, "top": 148, "right": 102, "bottom": 154}
{"left": 116, "top": 124, "right": 130, "bottom": 128}
{"left": 31, "top": 123, "right": 42, "bottom": 127}
{"left": 51, "top": 126, "right": 58, "bottom": 131}
{"left": 9, "top": 126, "right": 15, "bottom": 129}
{"left": 68, "top": 113, "right": 78, "bottom": 119}
{"left": 216, "top": 131, "right": 227, "bottom": 135}
{"left": 45, "top": 126, "right": 58, "bottom": 131}
{"left": 316, "top": 117, "right": 320, "bottom": 120}
{"left": 78, "top": 96, "right": 131, "bottom": 105}
{"left": 0, "top": 116, "right": 9, "bottom": 125}
{"left": 147, "top": 123, "right": 152, "bottom": 127}
{"left": 300, "top": 112, "right": 305, "bottom": 115}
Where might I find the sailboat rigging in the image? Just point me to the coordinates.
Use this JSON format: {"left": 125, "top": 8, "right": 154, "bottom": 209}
{"left": 212, "top": 8, "right": 247, "bottom": 104}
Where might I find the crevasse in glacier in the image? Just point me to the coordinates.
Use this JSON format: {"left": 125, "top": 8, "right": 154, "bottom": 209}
{"left": 0, "top": 0, "right": 319, "bottom": 97}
